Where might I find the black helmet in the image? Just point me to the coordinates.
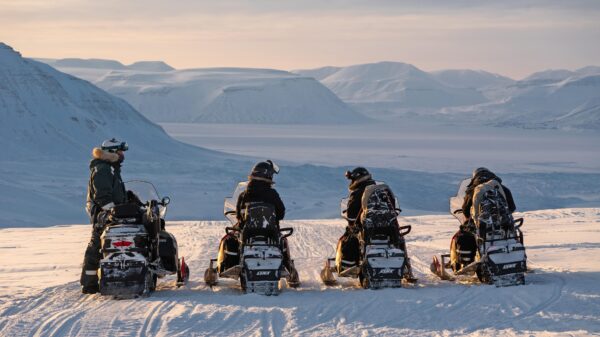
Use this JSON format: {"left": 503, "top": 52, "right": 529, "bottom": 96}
{"left": 345, "top": 167, "right": 370, "bottom": 181}
{"left": 249, "top": 160, "right": 280, "bottom": 181}
{"left": 101, "top": 138, "right": 128, "bottom": 153}
{"left": 472, "top": 167, "right": 491, "bottom": 178}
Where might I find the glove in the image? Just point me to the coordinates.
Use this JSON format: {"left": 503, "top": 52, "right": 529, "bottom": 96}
{"left": 94, "top": 211, "right": 110, "bottom": 232}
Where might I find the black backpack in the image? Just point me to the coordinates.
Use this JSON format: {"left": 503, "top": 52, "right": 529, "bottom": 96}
{"left": 241, "top": 202, "right": 279, "bottom": 244}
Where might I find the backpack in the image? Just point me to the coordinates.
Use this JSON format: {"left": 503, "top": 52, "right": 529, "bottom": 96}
{"left": 241, "top": 202, "right": 279, "bottom": 244}
{"left": 359, "top": 184, "right": 399, "bottom": 229}
{"left": 471, "top": 180, "right": 513, "bottom": 239}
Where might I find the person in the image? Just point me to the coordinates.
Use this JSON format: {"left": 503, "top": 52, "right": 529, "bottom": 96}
{"left": 338, "top": 167, "right": 415, "bottom": 279}
{"left": 235, "top": 160, "right": 285, "bottom": 225}
{"left": 80, "top": 138, "right": 129, "bottom": 294}
{"left": 222, "top": 160, "right": 298, "bottom": 281}
{"left": 450, "top": 167, "right": 517, "bottom": 272}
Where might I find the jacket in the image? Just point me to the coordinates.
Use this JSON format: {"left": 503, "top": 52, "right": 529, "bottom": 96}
{"left": 462, "top": 172, "right": 516, "bottom": 218}
{"left": 346, "top": 175, "right": 376, "bottom": 226}
{"left": 236, "top": 180, "right": 285, "bottom": 222}
{"left": 86, "top": 148, "right": 127, "bottom": 219}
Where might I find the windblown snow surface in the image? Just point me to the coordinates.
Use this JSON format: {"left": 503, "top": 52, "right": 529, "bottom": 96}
{"left": 1, "top": 208, "right": 599, "bottom": 336}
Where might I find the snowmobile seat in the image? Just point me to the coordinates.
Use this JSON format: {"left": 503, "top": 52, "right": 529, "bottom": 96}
{"left": 109, "top": 203, "right": 142, "bottom": 224}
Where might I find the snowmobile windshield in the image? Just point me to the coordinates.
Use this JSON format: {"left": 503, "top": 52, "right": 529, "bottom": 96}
{"left": 450, "top": 178, "right": 471, "bottom": 223}
{"left": 125, "top": 180, "right": 168, "bottom": 218}
{"left": 223, "top": 181, "right": 248, "bottom": 224}
{"left": 340, "top": 197, "right": 349, "bottom": 219}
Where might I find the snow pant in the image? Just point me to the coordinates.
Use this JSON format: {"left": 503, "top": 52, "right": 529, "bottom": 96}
{"left": 336, "top": 230, "right": 360, "bottom": 269}
{"left": 281, "top": 237, "right": 294, "bottom": 271}
{"left": 450, "top": 229, "right": 477, "bottom": 272}
{"left": 80, "top": 228, "right": 102, "bottom": 288}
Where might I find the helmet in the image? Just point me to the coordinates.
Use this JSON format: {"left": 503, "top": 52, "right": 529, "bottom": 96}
{"left": 101, "top": 138, "right": 128, "bottom": 153}
{"left": 249, "top": 160, "right": 279, "bottom": 181}
{"left": 345, "top": 167, "right": 370, "bottom": 181}
{"left": 472, "top": 167, "right": 491, "bottom": 178}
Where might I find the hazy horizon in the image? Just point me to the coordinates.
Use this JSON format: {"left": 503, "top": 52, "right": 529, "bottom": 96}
{"left": 1, "top": 0, "right": 599, "bottom": 79}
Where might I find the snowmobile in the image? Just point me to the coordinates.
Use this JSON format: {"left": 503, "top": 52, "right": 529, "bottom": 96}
{"left": 321, "top": 183, "right": 414, "bottom": 289}
{"left": 99, "top": 180, "right": 189, "bottom": 297}
{"left": 204, "top": 182, "right": 299, "bottom": 295}
{"left": 431, "top": 178, "right": 527, "bottom": 287}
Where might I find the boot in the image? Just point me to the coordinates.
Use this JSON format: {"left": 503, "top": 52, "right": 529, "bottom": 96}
{"left": 403, "top": 258, "right": 418, "bottom": 283}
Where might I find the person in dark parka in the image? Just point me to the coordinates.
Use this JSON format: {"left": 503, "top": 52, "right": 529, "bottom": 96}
{"left": 222, "top": 160, "right": 298, "bottom": 284}
{"left": 80, "top": 138, "right": 128, "bottom": 294}
{"left": 337, "top": 167, "right": 415, "bottom": 280}
{"left": 449, "top": 167, "right": 517, "bottom": 271}
{"left": 235, "top": 161, "right": 285, "bottom": 225}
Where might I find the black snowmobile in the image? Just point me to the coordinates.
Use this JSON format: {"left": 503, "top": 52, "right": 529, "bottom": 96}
{"left": 99, "top": 180, "right": 189, "bottom": 297}
{"left": 204, "top": 182, "right": 299, "bottom": 295}
{"left": 321, "top": 183, "right": 414, "bottom": 289}
{"left": 431, "top": 178, "right": 527, "bottom": 286}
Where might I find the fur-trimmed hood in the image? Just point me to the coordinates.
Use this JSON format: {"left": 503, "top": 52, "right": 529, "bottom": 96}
{"left": 92, "top": 147, "right": 120, "bottom": 163}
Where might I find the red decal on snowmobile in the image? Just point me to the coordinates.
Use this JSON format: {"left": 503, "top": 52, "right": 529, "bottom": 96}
{"left": 113, "top": 240, "right": 133, "bottom": 247}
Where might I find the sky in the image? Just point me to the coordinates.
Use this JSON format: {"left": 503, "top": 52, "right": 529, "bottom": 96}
{"left": 1, "top": 0, "right": 599, "bottom": 79}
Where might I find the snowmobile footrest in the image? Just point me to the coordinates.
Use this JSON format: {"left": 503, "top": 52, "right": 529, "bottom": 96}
{"left": 339, "top": 265, "right": 360, "bottom": 278}
{"left": 221, "top": 265, "right": 242, "bottom": 279}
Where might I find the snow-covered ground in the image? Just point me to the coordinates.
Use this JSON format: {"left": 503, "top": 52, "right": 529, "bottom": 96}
{"left": 1, "top": 208, "right": 599, "bottom": 336}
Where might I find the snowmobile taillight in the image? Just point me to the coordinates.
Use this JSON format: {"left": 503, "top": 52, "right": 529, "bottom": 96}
{"left": 113, "top": 240, "right": 133, "bottom": 248}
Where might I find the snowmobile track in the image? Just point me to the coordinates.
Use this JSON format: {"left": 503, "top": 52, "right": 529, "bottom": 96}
{"left": 1, "top": 210, "right": 599, "bottom": 336}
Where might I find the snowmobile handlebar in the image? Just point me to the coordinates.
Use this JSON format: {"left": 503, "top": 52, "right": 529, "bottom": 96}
{"left": 280, "top": 227, "right": 294, "bottom": 239}
{"left": 399, "top": 225, "right": 412, "bottom": 237}
{"left": 514, "top": 217, "right": 524, "bottom": 229}
{"left": 225, "top": 226, "right": 241, "bottom": 234}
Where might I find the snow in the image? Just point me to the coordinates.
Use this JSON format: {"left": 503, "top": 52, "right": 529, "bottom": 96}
{"left": 431, "top": 69, "right": 515, "bottom": 90}
{"left": 296, "top": 62, "right": 600, "bottom": 130}
{"left": 1, "top": 208, "right": 599, "bottom": 336}
{"left": 160, "top": 121, "right": 600, "bottom": 174}
{"left": 446, "top": 73, "right": 600, "bottom": 130}
{"left": 294, "top": 61, "right": 487, "bottom": 114}
{"left": 40, "top": 59, "right": 365, "bottom": 124}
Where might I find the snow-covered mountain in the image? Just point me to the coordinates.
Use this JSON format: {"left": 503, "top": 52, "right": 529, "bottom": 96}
{"left": 448, "top": 71, "right": 600, "bottom": 130}
{"left": 294, "top": 62, "right": 488, "bottom": 116}
{"left": 41, "top": 59, "right": 365, "bottom": 124}
{"left": 431, "top": 69, "right": 515, "bottom": 89}
{"left": 0, "top": 44, "right": 196, "bottom": 160}
{"left": 0, "top": 43, "right": 240, "bottom": 226}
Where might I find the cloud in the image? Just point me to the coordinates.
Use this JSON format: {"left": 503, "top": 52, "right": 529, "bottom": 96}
{"left": 0, "top": 0, "right": 598, "bottom": 78}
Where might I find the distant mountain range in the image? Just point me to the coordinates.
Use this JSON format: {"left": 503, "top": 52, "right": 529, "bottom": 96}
{"left": 39, "top": 58, "right": 365, "bottom": 124}
{"left": 37, "top": 57, "right": 600, "bottom": 130}
{"left": 295, "top": 62, "right": 600, "bottom": 130}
